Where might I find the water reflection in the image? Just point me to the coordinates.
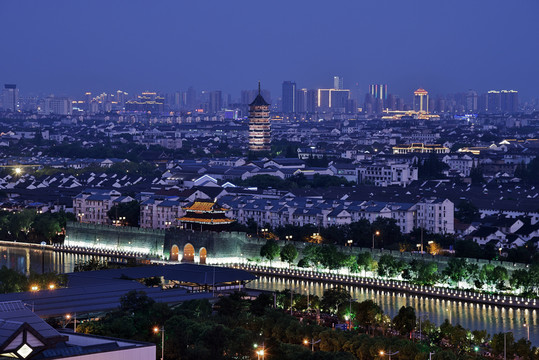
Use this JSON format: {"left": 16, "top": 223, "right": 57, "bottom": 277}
{"left": 248, "top": 275, "right": 539, "bottom": 345}
{"left": 1, "top": 245, "right": 537, "bottom": 345}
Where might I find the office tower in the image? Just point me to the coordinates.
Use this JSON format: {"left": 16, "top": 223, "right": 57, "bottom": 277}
{"left": 465, "top": 90, "right": 478, "bottom": 113}
{"left": 387, "top": 94, "right": 397, "bottom": 110}
{"left": 413, "top": 88, "right": 429, "bottom": 113}
{"left": 186, "top": 86, "right": 197, "bottom": 109}
{"left": 295, "top": 88, "right": 306, "bottom": 113}
{"left": 317, "top": 89, "right": 350, "bottom": 111}
{"left": 209, "top": 90, "right": 222, "bottom": 113}
{"left": 501, "top": 90, "right": 519, "bottom": 113}
{"left": 330, "top": 90, "right": 350, "bottom": 112}
{"left": 487, "top": 90, "right": 501, "bottom": 113}
{"left": 317, "top": 89, "right": 331, "bottom": 110}
{"left": 306, "top": 89, "right": 317, "bottom": 113}
{"left": 478, "top": 94, "right": 488, "bottom": 113}
{"left": 42, "top": 96, "right": 72, "bottom": 115}
{"left": 369, "top": 84, "right": 388, "bottom": 102}
{"left": 282, "top": 81, "right": 296, "bottom": 113}
{"left": 333, "top": 76, "right": 343, "bottom": 90}
{"left": 116, "top": 90, "right": 127, "bottom": 107}
{"left": 2, "top": 84, "right": 19, "bottom": 112}
{"left": 248, "top": 83, "right": 271, "bottom": 152}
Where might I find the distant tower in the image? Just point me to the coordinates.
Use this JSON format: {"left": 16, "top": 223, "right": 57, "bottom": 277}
{"left": 248, "top": 82, "right": 271, "bottom": 152}
{"left": 333, "top": 76, "right": 343, "bottom": 90}
{"left": 413, "top": 88, "right": 429, "bottom": 113}
{"left": 2, "top": 84, "right": 19, "bottom": 112}
{"left": 282, "top": 81, "right": 296, "bottom": 113}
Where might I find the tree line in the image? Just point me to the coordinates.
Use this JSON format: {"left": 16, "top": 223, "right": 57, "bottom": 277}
{"left": 0, "top": 209, "right": 75, "bottom": 243}
{"left": 71, "top": 288, "right": 538, "bottom": 360}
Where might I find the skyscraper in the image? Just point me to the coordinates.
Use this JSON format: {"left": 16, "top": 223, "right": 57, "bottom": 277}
{"left": 333, "top": 76, "right": 343, "bottom": 90}
{"left": 282, "top": 81, "right": 296, "bottom": 113}
{"left": 248, "top": 83, "right": 271, "bottom": 152}
{"left": 209, "top": 90, "right": 222, "bottom": 113}
{"left": 487, "top": 90, "right": 501, "bottom": 113}
{"left": 2, "top": 84, "right": 19, "bottom": 112}
{"left": 501, "top": 90, "right": 519, "bottom": 113}
{"left": 369, "top": 84, "right": 388, "bottom": 101}
{"left": 413, "top": 88, "right": 429, "bottom": 113}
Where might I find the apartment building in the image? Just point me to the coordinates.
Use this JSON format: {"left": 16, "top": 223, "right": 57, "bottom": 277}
{"left": 139, "top": 196, "right": 185, "bottom": 229}
{"left": 357, "top": 162, "right": 418, "bottom": 187}
{"left": 73, "top": 189, "right": 134, "bottom": 225}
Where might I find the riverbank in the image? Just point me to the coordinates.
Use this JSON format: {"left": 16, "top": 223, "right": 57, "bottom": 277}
{"left": 231, "top": 263, "right": 539, "bottom": 311}
{"left": 2, "top": 241, "right": 537, "bottom": 311}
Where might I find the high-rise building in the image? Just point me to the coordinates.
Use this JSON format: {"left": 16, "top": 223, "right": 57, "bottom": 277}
{"left": 317, "top": 89, "right": 350, "bottom": 111}
{"left": 369, "top": 84, "right": 388, "bottom": 101}
{"left": 501, "top": 90, "right": 519, "bottom": 113}
{"left": 42, "top": 96, "right": 72, "bottom": 115}
{"left": 282, "top": 81, "right": 296, "bottom": 113}
{"left": 2, "top": 84, "right": 19, "bottom": 112}
{"left": 465, "top": 90, "right": 478, "bottom": 113}
{"left": 333, "top": 76, "right": 344, "bottom": 90}
{"left": 330, "top": 89, "right": 350, "bottom": 112}
{"left": 248, "top": 83, "right": 271, "bottom": 152}
{"left": 487, "top": 90, "right": 501, "bottom": 113}
{"left": 186, "top": 86, "right": 197, "bottom": 109}
{"left": 413, "top": 88, "right": 429, "bottom": 113}
{"left": 209, "top": 90, "right": 222, "bottom": 113}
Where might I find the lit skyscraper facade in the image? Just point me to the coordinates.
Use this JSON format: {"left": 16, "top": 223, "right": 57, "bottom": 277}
{"left": 369, "top": 84, "right": 388, "bottom": 102}
{"left": 333, "top": 76, "right": 343, "bottom": 90}
{"left": 248, "top": 83, "right": 271, "bottom": 152}
{"left": 413, "top": 88, "right": 429, "bottom": 113}
{"left": 282, "top": 81, "right": 296, "bottom": 113}
{"left": 501, "top": 90, "right": 519, "bottom": 113}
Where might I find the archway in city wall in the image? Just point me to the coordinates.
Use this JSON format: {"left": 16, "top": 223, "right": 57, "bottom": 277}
{"left": 170, "top": 245, "right": 179, "bottom": 261}
{"left": 183, "top": 243, "right": 195, "bottom": 262}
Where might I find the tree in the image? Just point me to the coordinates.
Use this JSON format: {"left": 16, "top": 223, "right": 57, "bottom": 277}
{"left": 455, "top": 200, "right": 479, "bottom": 224}
{"left": 371, "top": 217, "right": 402, "bottom": 248}
{"left": 357, "top": 252, "right": 373, "bottom": 274}
{"left": 260, "top": 239, "right": 280, "bottom": 264}
{"left": 280, "top": 243, "right": 298, "bottom": 267}
{"left": 0, "top": 266, "right": 28, "bottom": 293}
{"left": 107, "top": 200, "right": 140, "bottom": 227}
{"left": 119, "top": 290, "right": 155, "bottom": 314}
{"left": 321, "top": 286, "right": 351, "bottom": 314}
{"left": 377, "top": 255, "right": 406, "bottom": 278}
{"left": 392, "top": 306, "right": 416, "bottom": 336}
{"left": 32, "top": 213, "right": 61, "bottom": 242}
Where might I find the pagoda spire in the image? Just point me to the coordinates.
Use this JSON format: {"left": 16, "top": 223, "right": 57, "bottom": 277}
{"left": 258, "top": 81, "right": 261, "bottom": 95}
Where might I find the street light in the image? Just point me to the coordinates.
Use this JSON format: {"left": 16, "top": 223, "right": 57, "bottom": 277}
{"left": 64, "top": 313, "right": 77, "bottom": 332}
{"left": 254, "top": 344, "right": 265, "bottom": 360}
{"left": 504, "top": 329, "right": 513, "bottom": 360}
{"left": 523, "top": 322, "right": 530, "bottom": 341}
{"left": 303, "top": 338, "right": 321, "bottom": 352}
{"left": 153, "top": 326, "right": 165, "bottom": 360}
{"left": 372, "top": 231, "right": 380, "bottom": 249}
{"left": 380, "top": 350, "right": 399, "bottom": 360}
{"left": 285, "top": 235, "right": 292, "bottom": 241}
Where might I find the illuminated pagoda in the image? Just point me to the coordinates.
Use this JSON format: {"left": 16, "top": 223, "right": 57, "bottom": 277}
{"left": 178, "top": 200, "right": 235, "bottom": 231}
{"left": 248, "top": 81, "right": 271, "bottom": 152}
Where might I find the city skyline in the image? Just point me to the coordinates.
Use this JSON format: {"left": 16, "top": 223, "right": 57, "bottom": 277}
{"left": 1, "top": 1, "right": 538, "bottom": 99}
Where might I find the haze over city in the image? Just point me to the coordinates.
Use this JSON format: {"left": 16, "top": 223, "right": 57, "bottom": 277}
{"left": 1, "top": 0, "right": 539, "bottom": 99}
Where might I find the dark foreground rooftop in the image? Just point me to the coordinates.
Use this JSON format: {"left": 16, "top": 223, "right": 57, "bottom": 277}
{"left": 0, "top": 264, "right": 256, "bottom": 318}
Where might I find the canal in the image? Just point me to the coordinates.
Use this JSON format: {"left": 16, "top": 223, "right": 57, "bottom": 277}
{"left": 1, "top": 245, "right": 538, "bottom": 345}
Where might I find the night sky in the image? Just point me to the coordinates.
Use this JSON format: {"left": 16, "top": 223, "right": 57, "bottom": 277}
{"left": 1, "top": 0, "right": 538, "bottom": 99}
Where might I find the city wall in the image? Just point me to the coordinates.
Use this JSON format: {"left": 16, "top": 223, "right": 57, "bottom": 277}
{"left": 65, "top": 222, "right": 527, "bottom": 273}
